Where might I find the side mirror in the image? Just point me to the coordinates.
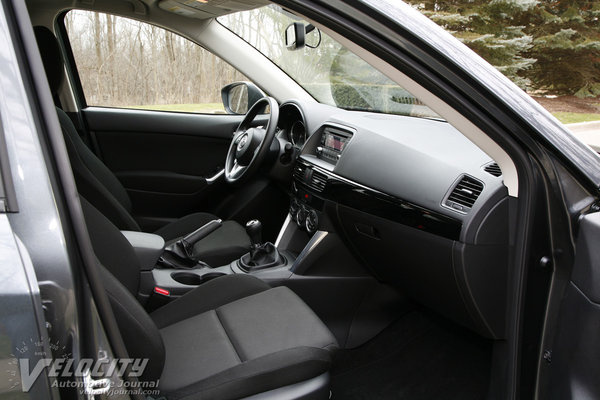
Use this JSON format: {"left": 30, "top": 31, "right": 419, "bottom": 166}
{"left": 221, "top": 82, "right": 265, "bottom": 114}
{"left": 285, "top": 22, "right": 321, "bottom": 51}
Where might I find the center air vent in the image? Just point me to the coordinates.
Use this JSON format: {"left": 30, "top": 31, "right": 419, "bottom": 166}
{"left": 484, "top": 162, "right": 502, "bottom": 177}
{"left": 293, "top": 163, "right": 308, "bottom": 181}
{"left": 293, "top": 162, "right": 328, "bottom": 193}
{"left": 308, "top": 170, "right": 327, "bottom": 192}
{"left": 445, "top": 175, "right": 484, "bottom": 212}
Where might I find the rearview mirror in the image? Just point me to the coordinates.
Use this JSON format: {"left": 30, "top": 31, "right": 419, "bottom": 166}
{"left": 221, "top": 82, "right": 265, "bottom": 115}
{"left": 285, "top": 22, "right": 321, "bottom": 51}
{"left": 285, "top": 22, "right": 305, "bottom": 50}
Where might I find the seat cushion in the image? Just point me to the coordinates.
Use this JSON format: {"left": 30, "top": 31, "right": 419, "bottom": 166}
{"left": 152, "top": 276, "right": 338, "bottom": 400}
{"left": 155, "top": 214, "right": 251, "bottom": 267}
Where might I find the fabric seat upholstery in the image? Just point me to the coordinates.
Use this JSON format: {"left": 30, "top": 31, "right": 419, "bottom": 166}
{"left": 35, "top": 26, "right": 250, "bottom": 266}
{"left": 81, "top": 197, "right": 338, "bottom": 399}
{"left": 155, "top": 280, "right": 337, "bottom": 399}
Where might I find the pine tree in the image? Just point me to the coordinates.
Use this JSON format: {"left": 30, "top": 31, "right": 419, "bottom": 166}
{"left": 411, "top": 0, "right": 537, "bottom": 89}
{"left": 410, "top": 0, "right": 600, "bottom": 96}
{"left": 523, "top": 0, "right": 600, "bottom": 96}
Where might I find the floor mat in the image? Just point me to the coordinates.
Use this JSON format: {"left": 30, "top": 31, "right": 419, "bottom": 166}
{"left": 331, "top": 310, "right": 492, "bottom": 400}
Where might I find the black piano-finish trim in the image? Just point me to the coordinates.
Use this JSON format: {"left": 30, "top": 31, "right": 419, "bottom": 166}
{"left": 293, "top": 161, "right": 462, "bottom": 241}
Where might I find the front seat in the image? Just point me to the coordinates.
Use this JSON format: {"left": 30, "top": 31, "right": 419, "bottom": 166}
{"left": 34, "top": 26, "right": 250, "bottom": 266}
{"left": 82, "top": 196, "right": 338, "bottom": 399}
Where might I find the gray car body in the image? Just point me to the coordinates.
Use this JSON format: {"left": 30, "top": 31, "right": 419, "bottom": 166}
{"left": 0, "top": 0, "right": 81, "bottom": 397}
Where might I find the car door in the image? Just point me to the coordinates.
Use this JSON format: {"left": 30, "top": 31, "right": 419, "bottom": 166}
{"left": 536, "top": 206, "right": 600, "bottom": 399}
{"left": 60, "top": 10, "right": 258, "bottom": 230}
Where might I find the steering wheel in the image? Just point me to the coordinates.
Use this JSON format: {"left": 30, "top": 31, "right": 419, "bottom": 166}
{"left": 225, "top": 97, "right": 279, "bottom": 184}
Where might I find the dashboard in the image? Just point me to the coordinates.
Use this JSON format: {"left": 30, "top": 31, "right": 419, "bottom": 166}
{"left": 275, "top": 100, "right": 510, "bottom": 339}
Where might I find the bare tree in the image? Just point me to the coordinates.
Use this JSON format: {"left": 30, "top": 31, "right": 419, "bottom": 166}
{"left": 66, "top": 10, "right": 249, "bottom": 111}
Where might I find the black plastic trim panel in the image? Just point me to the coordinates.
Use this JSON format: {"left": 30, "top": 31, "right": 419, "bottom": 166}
{"left": 295, "top": 160, "right": 462, "bottom": 240}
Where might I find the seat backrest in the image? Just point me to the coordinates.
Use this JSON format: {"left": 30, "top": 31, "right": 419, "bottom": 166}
{"left": 81, "top": 196, "right": 141, "bottom": 294}
{"left": 58, "top": 108, "right": 140, "bottom": 230}
{"left": 34, "top": 26, "right": 139, "bottom": 231}
{"left": 80, "top": 197, "right": 165, "bottom": 382}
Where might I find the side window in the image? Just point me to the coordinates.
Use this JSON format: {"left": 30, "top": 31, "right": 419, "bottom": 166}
{"left": 64, "top": 10, "right": 249, "bottom": 114}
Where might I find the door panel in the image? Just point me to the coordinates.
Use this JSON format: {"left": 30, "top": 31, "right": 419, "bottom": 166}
{"left": 85, "top": 107, "right": 241, "bottom": 177}
{"left": 543, "top": 211, "right": 600, "bottom": 399}
{"left": 85, "top": 107, "right": 243, "bottom": 139}
{"left": 83, "top": 107, "right": 268, "bottom": 229}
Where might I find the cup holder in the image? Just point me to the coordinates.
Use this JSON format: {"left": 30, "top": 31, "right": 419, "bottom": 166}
{"left": 170, "top": 271, "right": 226, "bottom": 286}
{"left": 202, "top": 272, "right": 227, "bottom": 281}
{"left": 170, "top": 272, "right": 203, "bottom": 285}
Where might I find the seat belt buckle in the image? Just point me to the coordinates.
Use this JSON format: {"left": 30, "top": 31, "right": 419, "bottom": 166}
{"left": 145, "top": 287, "right": 171, "bottom": 312}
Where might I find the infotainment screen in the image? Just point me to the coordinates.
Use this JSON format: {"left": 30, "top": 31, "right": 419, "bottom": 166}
{"left": 324, "top": 133, "right": 347, "bottom": 152}
{"left": 318, "top": 127, "right": 353, "bottom": 164}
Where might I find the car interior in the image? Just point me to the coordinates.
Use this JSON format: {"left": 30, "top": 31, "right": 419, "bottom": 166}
{"left": 25, "top": 0, "right": 525, "bottom": 399}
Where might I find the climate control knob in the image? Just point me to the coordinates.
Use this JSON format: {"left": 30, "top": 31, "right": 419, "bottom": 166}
{"left": 289, "top": 198, "right": 300, "bottom": 222}
{"left": 305, "top": 210, "right": 319, "bottom": 234}
{"left": 296, "top": 207, "right": 307, "bottom": 227}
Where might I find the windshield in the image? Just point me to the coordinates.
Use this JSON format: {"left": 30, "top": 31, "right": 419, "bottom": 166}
{"left": 219, "top": 5, "right": 440, "bottom": 119}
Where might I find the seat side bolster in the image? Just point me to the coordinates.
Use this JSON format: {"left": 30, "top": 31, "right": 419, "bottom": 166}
{"left": 100, "top": 265, "right": 165, "bottom": 383}
{"left": 150, "top": 274, "right": 270, "bottom": 329}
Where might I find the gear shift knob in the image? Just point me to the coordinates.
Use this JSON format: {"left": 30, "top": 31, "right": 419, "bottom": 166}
{"left": 245, "top": 219, "right": 262, "bottom": 248}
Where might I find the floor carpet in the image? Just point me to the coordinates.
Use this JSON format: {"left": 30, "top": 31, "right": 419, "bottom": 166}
{"left": 331, "top": 310, "right": 492, "bottom": 400}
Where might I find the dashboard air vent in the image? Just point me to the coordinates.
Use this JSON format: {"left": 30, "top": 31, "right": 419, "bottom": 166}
{"left": 446, "top": 175, "right": 484, "bottom": 211}
{"left": 293, "top": 163, "right": 307, "bottom": 181}
{"left": 307, "top": 170, "right": 328, "bottom": 193}
{"left": 484, "top": 162, "right": 502, "bottom": 177}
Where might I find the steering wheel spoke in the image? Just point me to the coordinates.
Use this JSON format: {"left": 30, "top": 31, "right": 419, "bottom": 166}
{"left": 230, "top": 160, "right": 245, "bottom": 178}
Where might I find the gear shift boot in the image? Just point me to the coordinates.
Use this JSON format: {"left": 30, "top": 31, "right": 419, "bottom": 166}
{"left": 239, "top": 242, "right": 283, "bottom": 272}
{"left": 239, "top": 219, "right": 284, "bottom": 272}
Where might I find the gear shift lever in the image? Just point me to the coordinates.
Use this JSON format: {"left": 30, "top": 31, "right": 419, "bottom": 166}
{"left": 246, "top": 220, "right": 262, "bottom": 255}
{"left": 240, "top": 219, "right": 282, "bottom": 271}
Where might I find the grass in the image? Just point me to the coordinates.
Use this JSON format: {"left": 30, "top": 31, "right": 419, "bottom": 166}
{"left": 552, "top": 112, "right": 600, "bottom": 124}
{"left": 127, "top": 103, "right": 226, "bottom": 114}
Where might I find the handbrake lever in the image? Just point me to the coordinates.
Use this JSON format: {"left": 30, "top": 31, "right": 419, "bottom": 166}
{"left": 180, "top": 219, "right": 223, "bottom": 257}
{"left": 161, "top": 219, "right": 222, "bottom": 267}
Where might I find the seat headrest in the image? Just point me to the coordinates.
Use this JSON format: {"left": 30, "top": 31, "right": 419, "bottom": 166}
{"left": 33, "top": 26, "right": 64, "bottom": 95}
